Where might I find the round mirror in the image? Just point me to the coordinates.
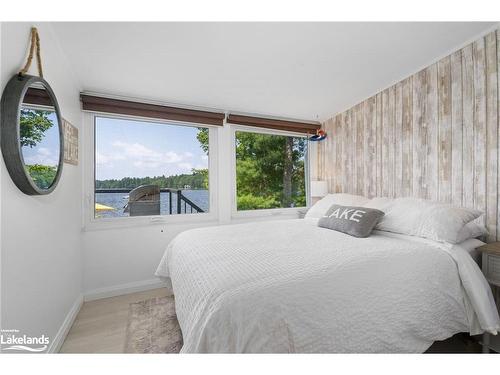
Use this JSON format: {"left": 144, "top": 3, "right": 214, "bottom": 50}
{"left": 1, "top": 74, "right": 63, "bottom": 195}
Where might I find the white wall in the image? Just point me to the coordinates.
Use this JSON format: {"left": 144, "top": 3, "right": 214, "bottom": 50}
{"left": 0, "top": 23, "right": 83, "bottom": 348}
{"left": 83, "top": 222, "right": 213, "bottom": 296}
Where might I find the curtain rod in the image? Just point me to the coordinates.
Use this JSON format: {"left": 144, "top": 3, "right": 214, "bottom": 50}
{"left": 80, "top": 91, "right": 320, "bottom": 126}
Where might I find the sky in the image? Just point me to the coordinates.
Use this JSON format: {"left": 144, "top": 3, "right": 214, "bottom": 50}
{"left": 95, "top": 117, "right": 208, "bottom": 180}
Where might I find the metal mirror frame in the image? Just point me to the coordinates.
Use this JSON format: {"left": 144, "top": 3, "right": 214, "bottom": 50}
{"left": 1, "top": 74, "right": 64, "bottom": 195}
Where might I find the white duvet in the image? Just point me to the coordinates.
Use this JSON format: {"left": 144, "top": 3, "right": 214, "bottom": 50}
{"left": 155, "top": 219, "right": 500, "bottom": 353}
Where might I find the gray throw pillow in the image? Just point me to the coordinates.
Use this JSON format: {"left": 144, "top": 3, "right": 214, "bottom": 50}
{"left": 318, "top": 204, "right": 385, "bottom": 238}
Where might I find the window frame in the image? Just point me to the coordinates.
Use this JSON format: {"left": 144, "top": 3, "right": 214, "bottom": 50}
{"left": 229, "top": 124, "right": 311, "bottom": 219}
{"left": 83, "top": 112, "right": 219, "bottom": 231}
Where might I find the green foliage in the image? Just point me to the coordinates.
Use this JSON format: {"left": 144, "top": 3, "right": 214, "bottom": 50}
{"left": 195, "top": 128, "right": 306, "bottom": 210}
{"left": 237, "top": 194, "right": 279, "bottom": 210}
{"left": 194, "top": 168, "right": 209, "bottom": 189}
{"left": 196, "top": 128, "right": 209, "bottom": 154}
{"left": 96, "top": 169, "right": 208, "bottom": 190}
{"left": 195, "top": 128, "right": 307, "bottom": 210}
{"left": 20, "top": 109, "right": 54, "bottom": 148}
{"left": 235, "top": 131, "right": 306, "bottom": 210}
{"left": 25, "top": 164, "right": 57, "bottom": 189}
{"left": 196, "top": 127, "right": 210, "bottom": 188}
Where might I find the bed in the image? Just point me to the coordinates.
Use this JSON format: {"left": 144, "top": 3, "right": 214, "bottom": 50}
{"left": 156, "top": 207, "right": 500, "bottom": 353}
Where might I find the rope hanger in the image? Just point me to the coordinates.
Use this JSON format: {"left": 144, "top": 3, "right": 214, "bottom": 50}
{"left": 18, "top": 27, "right": 43, "bottom": 78}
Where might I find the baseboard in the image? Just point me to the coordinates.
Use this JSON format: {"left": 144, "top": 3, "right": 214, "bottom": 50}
{"left": 48, "top": 294, "right": 83, "bottom": 353}
{"left": 83, "top": 278, "right": 169, "bottom": 302}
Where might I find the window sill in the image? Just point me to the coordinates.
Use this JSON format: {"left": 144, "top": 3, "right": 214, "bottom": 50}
{"left": 83, "top": 212, "right": 218, "bottom": 232}
{"left": 231, "top": 207, "right": 304, "bottom": 220}
{"left": 83, "top": 207, "right": 308, "bottom": 232}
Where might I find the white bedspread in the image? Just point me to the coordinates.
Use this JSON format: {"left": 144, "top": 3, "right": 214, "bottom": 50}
{"left": 155, "top": 219, "right": 500, "bottom": 353}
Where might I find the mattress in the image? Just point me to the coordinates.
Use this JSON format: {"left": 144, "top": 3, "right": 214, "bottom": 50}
{"left": 156, "top": 218, "right": 500, "bottom": 353}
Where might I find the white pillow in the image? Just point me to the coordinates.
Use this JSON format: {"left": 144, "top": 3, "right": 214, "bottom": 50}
{"left": 449, "top": 238, "right": 485, "bottom": 264}
{"left": 376, "top": 198, "right": 482, "bottom": 244}
{"left": 453, "top": 238, "right": 485, "bottom": 253}
{"left": 456, "top": 222, "right": 489, "bottom": 243}
{"left": 364, "top": 197, "right": 393, "bottom": 211}
{"left": 305, "top": 193, "right": 370, "bottom": 219}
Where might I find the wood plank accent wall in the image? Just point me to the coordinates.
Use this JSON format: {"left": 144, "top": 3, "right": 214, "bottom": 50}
{"left": 317, "top": 30, "right": 500, "bottom": 242}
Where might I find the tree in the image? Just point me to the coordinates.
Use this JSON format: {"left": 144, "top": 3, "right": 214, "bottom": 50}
{"left": 195, "top": 127, "right": 210, "bottom": 188}
{"left": 234, "top": 131, "right": 306, "bottom": 210}
{"left": 195, "top": 128, "right": 307, "bottom": 210}
{"left": 282, "top": 137, "right": 293, "bottom": 207}
{"left": 20, "top": 109, "right": 54, "bottom": 148}
{"left": 193, "top": 168, "right": 209, "bottom": 189}
{"left": 25, "top": 164, "right": 57, "bottom": 189}
{"left": 196, "top": 128, "right": 209, "bottom": 154}
{"left": 95, "top": 171, "right": 207, "bottom": 190}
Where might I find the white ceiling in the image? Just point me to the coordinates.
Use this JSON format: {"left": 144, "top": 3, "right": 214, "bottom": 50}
{"left": 51, "top": 22, "right": 497, "bottom": 122}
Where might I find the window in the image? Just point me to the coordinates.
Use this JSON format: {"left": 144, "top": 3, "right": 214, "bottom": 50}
{"left": 234, "top": 129, "right": 307, "bottom": 211}
{"left": 94, "top": 117, "right": 210, "bottom": 219}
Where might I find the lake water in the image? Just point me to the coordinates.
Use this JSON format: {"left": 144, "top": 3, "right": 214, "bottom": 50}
{"left": 95, "top": 189, "right": 209, "bottom": 218}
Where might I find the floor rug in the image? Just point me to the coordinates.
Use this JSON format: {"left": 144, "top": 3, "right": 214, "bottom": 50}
{"left": 124, "top": 296, "right": 489, "bottom": 353}
{"left": 124, "top": 296, "right": 182, "bottom": 353}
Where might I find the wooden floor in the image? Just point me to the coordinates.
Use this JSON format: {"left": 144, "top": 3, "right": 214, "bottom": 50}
{"left": 60, "top": 288, "right": 488, "bottom": 353}
{"left": 60, "top": 288, "right": 169, "bottom": 353}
